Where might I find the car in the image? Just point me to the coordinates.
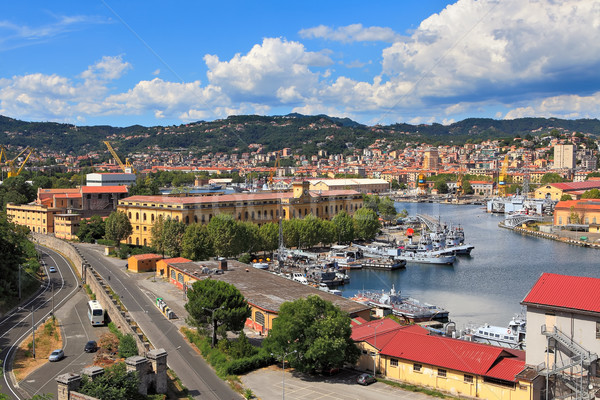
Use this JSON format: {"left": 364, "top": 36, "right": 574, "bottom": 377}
{"left": 84, "top": 340, "right": 98, "bottom": 353}
{"left": 356, "top": 373, "right": 376, "bottom": 386}
{"left": 48, "top": 349, "right": 64, "bottom": 362}
{"left": 49, "top": 266, "right": 57, "bottom": 273}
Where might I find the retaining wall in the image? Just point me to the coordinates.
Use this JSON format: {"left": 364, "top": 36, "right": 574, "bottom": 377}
{"left": 32, "top": 233, "right": 150, "bottom": 354}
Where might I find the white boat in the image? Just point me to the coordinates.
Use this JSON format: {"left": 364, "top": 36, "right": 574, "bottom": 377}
{"left": 395, "top": 250, "right": 456, "bottom": 265}
{"left": 467, "top": 314, "right": 526, "bottom": 349}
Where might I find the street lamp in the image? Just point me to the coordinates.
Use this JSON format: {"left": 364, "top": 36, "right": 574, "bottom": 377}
{"left": 19, "top": 306, "right": 35, "bottom": 358}
{"left": 271, "top": 349, "right": 297, "bottom": 400}
{"left": 371, "top": 321, "right": 384, "bottom": 376}
{"left": 204, "top": 306, "right": 224, "bottom": 348}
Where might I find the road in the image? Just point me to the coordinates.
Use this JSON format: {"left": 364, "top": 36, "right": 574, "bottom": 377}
{"left": 74, "top": 243, "right": 240, "bottom": 400}
{"left": 0, "top": 245, "right": 88, "bottom": 399}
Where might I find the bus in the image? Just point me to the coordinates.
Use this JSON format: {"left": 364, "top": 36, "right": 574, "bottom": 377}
{"left": 87, "top": 300, "right": 105, "bottom": 326}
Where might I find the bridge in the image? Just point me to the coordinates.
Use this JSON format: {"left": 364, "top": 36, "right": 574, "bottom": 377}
{"left": 415, "top": 214, "right": 443, "bottom": 231}
{"left": 502, "top": 213, "right": 547, "bottom": 229}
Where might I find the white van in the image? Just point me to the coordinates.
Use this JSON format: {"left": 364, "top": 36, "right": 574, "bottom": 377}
{"left": 292, "top": 272, "right": 308, "bottom": 285}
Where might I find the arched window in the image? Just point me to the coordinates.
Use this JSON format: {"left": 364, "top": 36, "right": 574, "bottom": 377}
{"left": 194, "top": 215, "right": 198, "bottom": 223}
{"left": 128, "top": 212, "right": 132, "bottom": 219}
{"left": 271, "top": 210, "right": 274, "bottom": 218}
{"left": 151, "top": 214, "right": 155, "bottom": 222}
{"left": 316, "top": 208, "right": 319, "bottom": 216}
{"left": 252, "top": 211, "right": 255, "bottom": 219}
{"left": 185, "top": 216, "right": 189, "bottom": 224}
{"left": 255, "top": 311, "right": 265, "bottom": 326}
{"left": 171, "top": 270, "right": 176, "bottom": 280}
{"left": 202, "top": 215, "right": 206, "bottom": 223}
{"left": 238, "top": 213, "right": 242, "bottom": 220}
{"left": 304, "top": 208, "right": 308, "bottom": 216}
{"left": 143, "top": 239, "right": 147, "bottom": 246}
{"left": 136, "top": 238, "right": 139, "bottom": 245}
{"left": 143, "top": 213, "right": 147, "bottom": 221}
{"left": 258, "top": 210, "right": 261, "bottom": 219}
{"left": 135, "top": 212, "right": 139, "bottom": 221}
{"left": 128, "top": 237, "right": 132, "bottom": 244}
{"left": 178, "top": 273, "right": 184, "bottom": 283}
{"left": 209, "top": 214, "right": 212, "bottom": 221}
{"left": 245, "top": 211, "right": 248, "bottom": 220}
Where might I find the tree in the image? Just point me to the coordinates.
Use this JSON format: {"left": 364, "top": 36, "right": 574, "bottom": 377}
{"left": 77, "top": 215, "right": 105, "bottom": 243}
{"left": 78, "top": 362, "right": 142, "bottom": 400}
{"left": 150, "top": 215, "right": 167, "bottom": 255}
{"left": 378, "top": 197, "right": 397, "bottom": 223}
{"left": 128, "top": 176, "right": 160, "bottom": 196}
{"left": 259, "top": 222, "right": 280, "bottom": 252}
{"left": 263, "top": 295, "right": 360, "bottom": 373}
{"left": 118, "top": 334, "right": 139, "bottom": 358}
{"left": 390, "top": 179, "right": 400, "bottom": 190}
{"left": 586, "top": 172, "right": 600, "bottom": 180}
{"left": 238, "top": 221, "right": 262, "bottom": 254}
{"left": 298, "top": 214, "right": 322, "bottom": 248}
{"left": 104, "top": 211, "right": 132, "bottom": 248}
{"left": 353, "top": 207, "right": 381, "bottom": 240}
{"left": 434, "top": 181, "right": 449, "bottom": 194}
{"left": 185, "top": 280, "right": 250, "bottom": 347}
{"left": 362, "top": 194, "right": 380, "bottom": 212}
{"left": 541, "top": 173, "right": 565, "bottom": 184}
{"left": 581, "top": 188, "right": 600, "bottom": 199}
{"left": 462, "top": 180, "right": 474, "bottom": 195}
{"left": 560, "top": 194, "right": 573, "bottom": 201}
{"left": 206, "top": 214, "right": 244, "bottom": 257}
{"left": 282, "top": 218, "right": 301, "bottom": 248}
{"left": 182, "top": 224, "right": 213, "bottom": 261}
{"left": 319, "top": 220, "right": 337, "bottom": 247}
{"left": 164, "top": 218, "right": 187, "bottom": 257}
{"left": 332, "top": 211, "right": 354, "bottom": 244}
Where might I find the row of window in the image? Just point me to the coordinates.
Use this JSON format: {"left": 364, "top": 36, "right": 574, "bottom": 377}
{"left": 410, "top": 363, "right": 473, "bottom": 383}
{"left": 558, "top": 216, "right": 598, "bottom": 224}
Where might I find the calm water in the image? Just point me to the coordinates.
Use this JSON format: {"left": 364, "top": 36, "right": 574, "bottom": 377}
{"left": 340, "top": 202, "right": 600, "bottom": 328}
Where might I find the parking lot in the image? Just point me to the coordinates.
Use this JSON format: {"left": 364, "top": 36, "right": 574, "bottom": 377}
{"left": 241, "top": 366, "right": 435, "bottom": 400}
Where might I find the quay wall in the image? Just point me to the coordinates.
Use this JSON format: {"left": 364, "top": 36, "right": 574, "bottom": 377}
{"left": 32, "top": 233, "right": 150, "bottom": 354}
{"left": 498, "top": 224, "right": 600, "bottom": 249}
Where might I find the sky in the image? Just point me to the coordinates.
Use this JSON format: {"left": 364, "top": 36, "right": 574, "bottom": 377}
{"left": 1, "top": 0, "right": 600, "bottom": 128}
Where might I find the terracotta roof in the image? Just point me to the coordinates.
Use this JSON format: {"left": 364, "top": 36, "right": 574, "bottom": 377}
{"left": 522, "top": 273, "right": 600, "bottom": 313}
{"left": 555, "top": 200, "right": 600, "bottom": 211}
{"left": 161, "top": 257, "right": 192, "bottom": 265}
{"left": 486, "top": 357, "right": 528, "bottom": 382}
{"left": 381, "top": 330, "right": 524, "bottom": 380}
{"left": 351, "top": 319, "right": 405, "bottom": 342}
{"left": 54, "top": 193, "right": 82, "bottom": 198}
{"left": 131, "top": 254, "right": 163, "bottom": 260}
{"left": 81, "top": 186, "right": 129, "bottom": 193}
{"left": 549, "top": 181, "right": 600, "bottom": 191}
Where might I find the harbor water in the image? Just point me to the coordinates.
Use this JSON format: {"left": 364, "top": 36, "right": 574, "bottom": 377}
{"left": 340, "top": 202, "right": 600, "bottom": 328}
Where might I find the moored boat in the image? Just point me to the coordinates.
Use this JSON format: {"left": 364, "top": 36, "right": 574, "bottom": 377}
{"left": 361, "top": 258, "right": 406, "bottom": 270}
{"left": 351, "top": 285, "right": 449, "bottom": 323}
{"left": 465, "top": 314, "right": 526, "bottom": 349}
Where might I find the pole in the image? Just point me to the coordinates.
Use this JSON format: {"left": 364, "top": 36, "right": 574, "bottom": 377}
{"left": 31, "top": 305, "right": 36, "bottom": 359}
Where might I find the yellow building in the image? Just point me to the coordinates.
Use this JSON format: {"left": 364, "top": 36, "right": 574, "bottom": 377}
{"left": 118, "top": 181, "right": 363, "bottom": 246}
{"left": 54, "top": 213, "right": 82, "bottom": 240}
{"left": 6, "top": 203, "right": 60, "bottom": 234}
{"left": 352, "top": 319, "right": 539, "bottom": 400}
{"left": 309, "top": 178, "right": 389, "bottom": 194}
{"left": 128, "top": 253, "right": 164, "bottom": 273}
{"left": 553, "top": 199, "right": 600, "bottom": 227}
{"left": 534, "top": 181, "right": 600, "bottom": 201}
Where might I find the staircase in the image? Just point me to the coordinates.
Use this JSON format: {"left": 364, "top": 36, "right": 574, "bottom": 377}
{"left": 539, "top": 324, "right": 598, "bottom": 399}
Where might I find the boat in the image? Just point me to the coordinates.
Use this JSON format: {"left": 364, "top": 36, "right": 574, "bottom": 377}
{"left": 466, "top": 314, "right": 526, "bottom": 349}
{"left": 351, "top": 285, "right": 449, "bottom": 323}
{"left": 395, "top": 250, "right": 455, "bottom": 265}
{"left": 251, "top": 262, "right": 269, "bottom": 270}
{"left": 361, "top": 258, "right": 406, "bottom": 270}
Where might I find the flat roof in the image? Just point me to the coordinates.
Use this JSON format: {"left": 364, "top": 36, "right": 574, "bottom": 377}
{"left": 169, "top": 260, "right": 370, "bottom": 316}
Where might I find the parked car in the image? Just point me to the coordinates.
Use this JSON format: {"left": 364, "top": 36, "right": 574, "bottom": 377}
{"left": 49, "top": 349, "right": 64, "bottom": 362}
{"left": 49, "top": 266, "right": 57, "bottom": 273}
{"left": 84, "top": 340, "right": 98, "bottom": 353}
{"left": 356, "top": 373, "right": 376, "bottom": 386}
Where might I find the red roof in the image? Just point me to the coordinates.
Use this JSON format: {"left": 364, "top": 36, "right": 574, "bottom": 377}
{"left": 522, "top": 273, "right": 600, "bottom": 313}
{"left": 131, "top": 254, "right": 163, "bottom": 260}
{"left": 81, "top": 186, "right": 129, "bottom": 193}
{"left": 352, "top": 319, "right": 404, "bottom": 342}
{"left": 549, "top": 181, "right": 600, "bottom": 191}
{"left": 380, "top": 330, "right": 524, "bottom": 380}
{"left": 162, "top": 257, "right": 192, "bottom": 265}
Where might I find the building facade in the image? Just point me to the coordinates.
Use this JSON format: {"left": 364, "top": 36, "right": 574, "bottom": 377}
{"left": 118, "top": 181, "right": 363, "bottom": 246}
{"left": 309, "top": 178, "right": 389, "bottom": 194}
{"left": 553, "top": 144, "right": 575, "bottom": 169}
{"left": 86, "top": 172, "right": 136, "bottom": 187}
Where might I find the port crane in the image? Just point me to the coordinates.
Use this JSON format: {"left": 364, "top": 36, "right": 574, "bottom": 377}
{"left": 268, "top": 154, "right": 280, "bottom": 189}
{"left": 103, "top": 141, "right": 136, "bottom": 174}
{"left": 497, "top": 154, "right": 509, "bottom": 197}
{"left": 417, "top": 172, "right": 427, "bottom": 195}
{"left": 1, "top": 146, "right": 34, "bottom": 178}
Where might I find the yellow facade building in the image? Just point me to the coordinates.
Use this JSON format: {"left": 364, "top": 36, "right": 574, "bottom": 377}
{"left": 308, "top": 178, "right": 389, "bottom": 194}
{"left": 117, "top": 181, "right": 363, "bottom": 246}
{"left": 352, "top": 319, "right": 539, "bottom": 400}
{"left": 6, "top": 203, "right": 60, "bottom": 234}
{"left": 553, "top": 199, "right": 600, "bottom": 227}
{"left": 535, "top": 181, "right": 600, "bottom": 201}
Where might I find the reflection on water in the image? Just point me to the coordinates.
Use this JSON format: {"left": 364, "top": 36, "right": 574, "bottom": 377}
{"left": 341, "top": 202, "right": 600, "bottom": 328}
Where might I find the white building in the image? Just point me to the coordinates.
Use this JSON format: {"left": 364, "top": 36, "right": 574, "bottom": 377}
{"left": 86, "top": 172, "right": 136, "bottom": 187}
{"left": 553, "top": 144, "right": 575, "bottom": 169}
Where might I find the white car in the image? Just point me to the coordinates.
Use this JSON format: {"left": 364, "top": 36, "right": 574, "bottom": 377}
{"left": 49, "top": 266, "right": 57, "bottom": 273}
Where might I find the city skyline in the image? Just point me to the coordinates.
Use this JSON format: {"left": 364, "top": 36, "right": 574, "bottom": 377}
{"left": 1, "top": 0, "right": 599, "bottom": 128}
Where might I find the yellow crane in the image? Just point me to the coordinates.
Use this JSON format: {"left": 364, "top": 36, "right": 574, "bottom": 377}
{"left": 497, "top": 154, "right": 509, "bottom": 197}
{"left": 417, "top": 172, "right": 427, "bottom": 195}
{"left": 3, "top": 147, "right": 34, "bottom": 178}
{"left": 455, "top": 164, "right": 464, "bottom": 198}
{"left": 268, "top": 154, "right": 280, "bottom": 188}
{"left": 103, "top": 141, "right": 136, "bottom": 174}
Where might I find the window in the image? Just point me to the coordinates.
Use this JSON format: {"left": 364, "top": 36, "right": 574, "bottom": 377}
{"left": 558, "top": 216, "right": 563, "bottom": 224}
{"left": 596, "top": 322, "right": 600, "bottom": 339}
{"left": 390, "top": 359, "right": 398, "bottom": 367}
{"left": 413, "top": 363, "right": 422, "bottom": 372}
{"left": 255, "top": 311, "right": 265, "bottom": 326}
{"left": 171, "top": 270, "right": 176, "bottom": 279}
{"left": 464, "top": 375, "right": 474, "bottom": 384}
{"left": 438, "top": 369, "right": 447, "bottom": 378}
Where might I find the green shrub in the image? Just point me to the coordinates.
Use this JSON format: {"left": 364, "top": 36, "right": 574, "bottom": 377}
{"left": 118, "top": 245, "right": 130, "bottom": 259}
{"left": 238, "top": 253, "right": 252, "bottom": 264}
{"left": 118, "top": 334, "right": 138, "bottom": 358}
{"left": 108, "top": 322, "right": 123, "bottom": 340}
{"left": 96, "top": 239, "right": 116, "bottom": 247}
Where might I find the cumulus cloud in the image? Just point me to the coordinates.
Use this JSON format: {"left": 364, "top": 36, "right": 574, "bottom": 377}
{"left": 204, "top": 37, "right": 331, "bottom": 104}
{"left": 299, "top": 24, "right": 401, "bottom": 43}
{"left": 504, "top": 92, "right": 600, "bottom": 120}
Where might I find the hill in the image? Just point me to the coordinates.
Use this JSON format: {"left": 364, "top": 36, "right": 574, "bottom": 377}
{"left": 1, "top": 114, "right": 598, "bottom": 157}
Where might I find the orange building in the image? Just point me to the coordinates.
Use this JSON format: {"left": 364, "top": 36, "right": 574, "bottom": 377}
{"left": 128, "top": 254, "right": 164, "bottom": 273}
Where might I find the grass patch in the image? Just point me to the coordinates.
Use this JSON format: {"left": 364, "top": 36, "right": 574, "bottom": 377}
{"left": 13, "top": 317, "right": 63, "bottom": 381}
{"left": 378, "top": 378, "right": 453, "bottom": 398}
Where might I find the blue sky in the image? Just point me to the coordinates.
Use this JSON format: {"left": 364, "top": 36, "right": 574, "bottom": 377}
{"left": 1, "top": 0, "right": 599, "bottom": 127}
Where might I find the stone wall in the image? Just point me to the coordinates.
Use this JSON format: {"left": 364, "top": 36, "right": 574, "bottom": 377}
{"left": 32, "top": 233, "right": 150, "bottom": 354}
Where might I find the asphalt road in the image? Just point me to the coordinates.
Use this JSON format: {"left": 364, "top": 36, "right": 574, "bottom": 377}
{"left": 0, "top": 245, "right": 83, "bottom": 399}
{"left": 74, "top": 243, "right": 240, "bottom": 400}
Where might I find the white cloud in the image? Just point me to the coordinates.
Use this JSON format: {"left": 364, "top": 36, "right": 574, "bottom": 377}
{"left": 504, "top": 92, "right": 600, "bottom": 120}
{"left": 80, "top": 56, "right": 131, "bottom": 82}
{"left": 299, "top": 24, "right": 401, "bottom": 43}
{"left": 204, "top": 37, "right": 331, "bottom": 103}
